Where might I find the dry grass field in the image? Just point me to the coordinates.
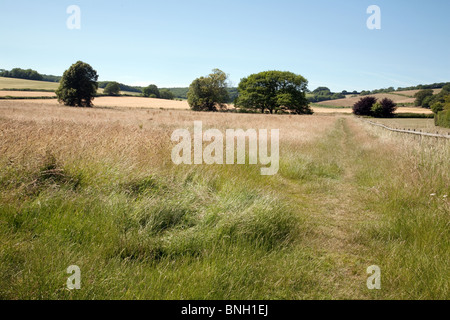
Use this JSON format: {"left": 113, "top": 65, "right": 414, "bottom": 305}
{"left": 0, "top": 98, "right": 434, "bottom": 116}
{"left": 393, "top": 89, "right": 442, "bottom": 98}
{"left": 0, "top": 77, "right": 138, "bottom": 96}
{"left": 0, "top": 77, "right": 59, "bottom": 91}
{"left": 0, "top": 91, "right": 56, "bottom": 97}
{"left": 0, "top": 100, "right": 448, "bottom": 300}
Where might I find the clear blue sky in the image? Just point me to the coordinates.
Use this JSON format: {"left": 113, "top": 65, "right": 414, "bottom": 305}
{"left": 1, "top": 0, "right": 449, "bottom": 91}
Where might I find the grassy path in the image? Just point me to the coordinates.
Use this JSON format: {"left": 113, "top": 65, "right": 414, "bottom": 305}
{"left": 276, "top": 118, "right": 380, "bottom": 298}
{"left": 278, "top": 117, "right": 448, "bottom": 299}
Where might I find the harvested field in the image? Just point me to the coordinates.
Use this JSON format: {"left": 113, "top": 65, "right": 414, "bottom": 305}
{"left": 317, "top": 93, "right": 415, "bottom": 107}
{"left": 393, "top": 89, "right": 442, "bottom": 98}
{"left": 0, "top": 98, "right": 433, "bottom": 115}
{"left": 0, "top": 90, "right": 56, "bottom": 97}
{"left": 0, "top": 77, "right": 59, "bottom": 91}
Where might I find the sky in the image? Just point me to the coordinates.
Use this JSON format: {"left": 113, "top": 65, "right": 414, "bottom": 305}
{"left": 0, "top": 0, "right": 449, "bottom": 92}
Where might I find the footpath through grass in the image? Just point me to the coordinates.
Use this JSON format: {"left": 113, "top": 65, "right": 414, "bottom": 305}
{"left": 0, "top": 115, "right": 448, "bottom": 299}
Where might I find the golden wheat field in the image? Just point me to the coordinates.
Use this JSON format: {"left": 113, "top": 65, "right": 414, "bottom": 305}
{"left": 0, "top": 91, "right": 56, "bottom": 97}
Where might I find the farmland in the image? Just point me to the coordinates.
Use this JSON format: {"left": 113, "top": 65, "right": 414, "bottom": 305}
{"left": 0, "top": 77, "right": 139, "bottom": 96}
{"left": 316, "top": 89, "right": 444, "bottom": 109}
{"left": 0, "top": 77, "right": 59, "bottom": 91}
{"left": 317, "top": 93, "right": 415, "bottom": 108}
{"left": 0, "top": 100, "right": 448, "bottom": 299}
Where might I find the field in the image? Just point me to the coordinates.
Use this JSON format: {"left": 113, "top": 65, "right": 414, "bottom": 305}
{"left": 0, "top": 100, "right": 448, "bottom": 300}
{"left": 317, "top": 89, "right": 444, "bottom": 108}
{"left": 0, "top": 98, "right": 435, "bottom": 117}
{"left": 0, "top": 77, "right": 139, "bottom": 96}
{"left": 317, "top": 93, "right": 416, "bottom": 108}
{"left": 0, "top": 77, "right": 59, "bottom": 91}
{"left": 0, "top": 91, "right": 56, "bottom": 98}
{"left": 393, "top": 89, "right": 442, "bottom": 98}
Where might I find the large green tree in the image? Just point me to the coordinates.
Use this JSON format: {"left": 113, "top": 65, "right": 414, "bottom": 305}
{"left": 56, "top": 61, "right": 99, "bottom": 107}
{"left": 414, "top": 89, "right": 434, "bottom": 107}
{"left": 142, "top": 84, "right": 160, "bottom": 98}
{"left": 160, "top": 89, "right": 175, "bottom": 100}
{"left": 104, "top": 82, "right": 120, "bottom": 96}
{"left": 187, "top": 69, "right": 229, "bottom": 112}
{"left": 235, "top": 71, "right": 312, "bottom": 114}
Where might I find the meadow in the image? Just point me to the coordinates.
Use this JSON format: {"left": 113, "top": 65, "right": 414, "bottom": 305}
{"left": 0, "top": 100, "right": 448, "bottom": 300}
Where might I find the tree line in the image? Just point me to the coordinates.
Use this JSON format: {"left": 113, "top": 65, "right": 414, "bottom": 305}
{"left": 51, "top": 60, "right": 450, "bottom": 126}
{"left": 0, "top": 68, "right": 60, "bottom": 82}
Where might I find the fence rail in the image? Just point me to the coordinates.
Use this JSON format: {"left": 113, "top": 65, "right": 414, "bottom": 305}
{"left": 363, "top": 119, "right": 450, "bottom": 139}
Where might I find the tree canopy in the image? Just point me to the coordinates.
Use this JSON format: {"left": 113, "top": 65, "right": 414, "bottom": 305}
{"left": 55, "top": 61, "right": 98, "bottom": 107}
{"left": 353, "top": 96, "right": 396, "bottom": 118}
{"left": 414, "top": 89, "right": 434, "bottom": 107}
{"left": 187, "top": 69, "right": 229, "bottom": 112}
{"left": 104, "top": 82, "right": 121, "bottom": 96}
{"left": 142, "top": 84, "right": 160, "bottom": 98}
{"left": 160, "top": 89, "right": 175, "bottom": 100}
{"left": 235, "top": 71, "right": 312, "bottom": 114}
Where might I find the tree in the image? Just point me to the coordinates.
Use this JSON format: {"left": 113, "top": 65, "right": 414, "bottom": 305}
{"left": 160, "top": 89, "right": 175, "bottom": 100}
{"left": 414, "top": 89, "right": 433, "bottom": 106}
{"left": 236, "top": 71, "right": 312, "bottom": 114}
{"left": 442, "top": 84, "right": 450, "bottom": 93}
{"left": 378, "top": 98, "right": 397, "bottom": 117}
{"left": 421, "top": 95, "right": 434, "bottom": 109}
{"left": 313, "top": 87, "right": 331, "bottom": 95}
{"left": 104, "top": 82, "right": 120, "bottom": 96}
{"left": 431, "top": 102, "right": 444, "bottom": 114}
{"left": 352, "top": 96, "right": 377, "bottom": 116}
{"left": 371, "top": 102, "right": 383, "bottom": 118}
{"left": 142, "top": 84, "right": 160, "bottom": 98}
{"left": 187, "top": 69, "right": 229, "bottom": 112}
{"left": 56, "top": 61, "right": 99, "bottom": 107}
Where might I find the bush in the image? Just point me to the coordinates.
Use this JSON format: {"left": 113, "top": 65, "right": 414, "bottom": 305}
{"left": 431, "top": 102, "right": 444, "bottom": 114}
{"left": 394, "top": 113, "right": 434, "bottom": 119}
{"left": 371, "top": 102, "right": 383, "bottom": 118}
{"left": 353, "top": 96, "right": 377, "bottom": 116}
{"left": 435, "top": 110, "right": 450, "bottom": 128}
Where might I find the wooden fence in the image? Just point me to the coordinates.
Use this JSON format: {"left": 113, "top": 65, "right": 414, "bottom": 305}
{"left": 363, "top": 119, "right": 450, "bottom": 139}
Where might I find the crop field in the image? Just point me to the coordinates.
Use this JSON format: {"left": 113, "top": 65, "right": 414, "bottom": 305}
{"left": 0, "top": 100, "right": 448, "bottom": 300}
{"left": 0, "top": 91, "right": 56, "bottom": 98}
{"left": 317, "top": 93, "right": 416, "bottom": 108}
{"left": 0, "top": 98, "right": 434, "bottom": 117}
{"left": 393, "top": 89, "right": 442, "bottom": 98}
{"left": 0, "top": 77, "right": 139, "bottom": 96}
{"left": 0, "top": 77, "right": 59, "bottom": 91}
